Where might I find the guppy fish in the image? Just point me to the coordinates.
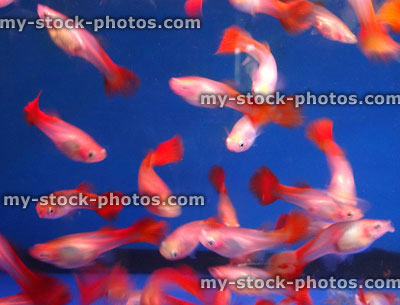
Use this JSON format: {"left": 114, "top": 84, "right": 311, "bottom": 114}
{"left": 24, "top": 91, "right": 107, "bottom": 163}
{"left": 37, "top": 4, "right": 140, "bottom": 97}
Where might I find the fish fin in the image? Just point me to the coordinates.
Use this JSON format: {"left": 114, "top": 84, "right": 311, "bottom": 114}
{"left": 249, "top": 166, "right": 281, "bottom": 205}
{"left": 279, "top": 211, "right": 310, "bottom": 244}
{"left": 278, "top": 0, "right": 313, "bottom": 34}
{"left": 151, "top": 135, "right": 184, "bottom": 166}
{"left": 104, "top": 65, "right": 140, "bottom": 98}
{"left": 377, "top": 0, "right": 400, "bottom": 33}
{"left": 123, "top": 217, "right": 168, "bottom": 245}
{"left": 306, "top": 118, "right": 343, "bottom": 155}
{"left": 270, "top": 97, "right": 303, "bottom": 128}
{"left": 242, "top": 55, "right": 252, "bottom": 66}
{"left": 209, "top": 165, "right": 227, "bottom": 193}
{"left": 274, "top": 213, "right": 288, "bottom": 230}
{"left": 293, "top": 288, "right": 313, "bottom": 305}
{"left": 95, "top": 191, "right": 125, "bottom": 221}
{"left": 76, "top": 182, "right": 95, "bottom": 194}
{"left": 358, "top": 288, "right": 367, "bottom": 304}
{"left": 24, "top": 91, "right": 43, "bottom": 125}
{"left": 75, "top": 272, "right": 107, "bottom": 305}
{"left": 216, "top": 25, "right": 252, "bottom": 54}
{"left": 184, "top": 0, "right": 203, "bottom": 17}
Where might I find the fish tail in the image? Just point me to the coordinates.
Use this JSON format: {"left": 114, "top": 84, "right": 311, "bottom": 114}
{"left": 278, "top": 0, "right": 313, "bottom": 34}
{"left": 24, "top": 91, "right": 43, "bottom": 125}
{"left": 209, "top": 165, "right": 227, "bottom": 193}
{"left": 269, "top": 97, "right": 303, "bottom": 128}
{"left": 104, "top": 65, "right": 140, "bottom": 98}
{"left": 358, "top": 20, "right": 400, "bottom": 60}
{"left": 267, "top": 250, "right": 305, "bottom": 280}
{"left": 216, "top": 26, "right": 254, "bottom": 55}
{"left": 124, "top": 217, "right": 168, "bottom": 245}
{"left": 306, "top": 118, "right": 343, "bottom": 155}
{"left": 278, "top": 211, "right": 310, "bottom": 244}
{"left": 95, "top": 191, "right": 125, "bottom": 221}
{"left": 151, "top": 135, "right": 184, "bottom": 166}
{"left": 185, "top": 0, "right": 203, "bottom": 17}
{"left": 75, "top": 273, "right": 107, "bottom": 305}
{"left": 249, "top": 166, "right": 281, "bottom": 205}
{"left": 377, "top": 0, "right": 400, "bottom": 33}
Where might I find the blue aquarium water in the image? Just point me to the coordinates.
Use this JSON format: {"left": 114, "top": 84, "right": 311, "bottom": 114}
{"left": 1, "top": 0, "right": 400, "bottom": 304}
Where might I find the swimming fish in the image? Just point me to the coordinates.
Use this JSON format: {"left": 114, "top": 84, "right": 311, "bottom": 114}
{"left": 36, "top": 182, "right": 124, "bottom": 221}
{"left": 217, "top": 26, "right": 278, "bottom": 95}
{"left": 228, "top": 0, "right": 313, "bottom": 34}
{"left": 24, "top": 91, "right": 107, "bottom": 163}
{"left": 209, "top": 165, "right": 239, "bottom": 227}
{"left": 0, "top": 234, "right": 71, "bottom": 305}
{"left": 29, "top": 217, "right": 167, "bottom": 269}
{"left": 159, "top": 218, "right": 221, "bottom": 260}
{"left": 267, "top": 219, "right": 394, "bottom": 279}
{"left": 311, "top": 5, "right": 357, "bottom": 44}
{"left": 346, "top": 0, "right": 400, "bottom": 60}
{"left": 37, "top": 4, "right": 140, "bottom": 97}
{"left": 198, "top": 211, "right": 309, "bottom": 258}
{"left": 138, "top": 135, "right": 184, "bottom": 218}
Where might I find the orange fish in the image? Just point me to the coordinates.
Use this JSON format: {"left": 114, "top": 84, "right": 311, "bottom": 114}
{"left": 36, "top": 182, "right": 124, "bottom": 221}
{"left": 37, "top": 5, "right": 140, "bottom": 98}
{"left": 24, "top": 92, "right": 107, "bottom": 163}
{"left": 29, "top": 217, "right": 167, "bottom": 269}
{"left": 0, "top": 234, "right": 71, "bottom": 305}
{"left": 138, "top": 135, "right": 184, "bottom": 217}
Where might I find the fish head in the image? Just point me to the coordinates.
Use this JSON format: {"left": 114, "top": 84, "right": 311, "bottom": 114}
{"left": 29, "top": 243, "right": 57, "bottom": 264}
{"left": 81, "top": 147, "right": 107, "bottom": 163}
{"left": 199, "top": 228, "right": 224, "bottom": 251}
{"left": 226, "top": 116, "right": 257, "bottom": 152}
{"left": 169, "top": 77, "right": 204, "bottom": 106}
{"left": 336, "top": 204, "right": 364, "bottom": 221}
{"left": 159, "top": 236, "right": 192, "bottom": 260}
{"left": 363, "top": 220, "right": 395, "bottom": 241}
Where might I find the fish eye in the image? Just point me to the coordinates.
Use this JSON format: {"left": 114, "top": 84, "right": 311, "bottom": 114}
{"left": 48, "top": 207, "right": 54, "bottom": 214}
{"left": 239, "top": 141, "right": 245, "bottom": 148}
{"left": 87, "top": 152, "right": 95, "bottom": 158}
{"left": 171, "top": 250, "right": 178, "bottom": 258}
{"left": 207, "top": 239, "right": 215, "bottom": 247}
{"left": 347, "top": 211, "right": 354, "bottom": 217}
{"left": 374, "top": 223, "right": 382, "bottom": 230}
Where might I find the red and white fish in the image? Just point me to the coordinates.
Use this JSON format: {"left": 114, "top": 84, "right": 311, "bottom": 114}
{"left": 346, "top": 0, "right": 399, "bottom": 60}
{"left": 160, "top": 218, "right": 221, "bottom": 260}
{"left": 217, "top": 26, "right": 278, "bottom": 95}
{"left": 36, "top": 182, "right": 124, "bottom": 221}
{"left": 209, "top": 265, "right": 313, "bottom": 304}
{"left": 138, "top": 135, "right": 184, "bottom": 218}
{"left": 199, "top": 211, "right": 309, "bottom": 258}
{"left": 29, "top": 217, "right": 167, "bottom": 268}
{"left": 0, "top": 234, "right": 71, "bottom": 305}
{"left": 24, "top": 92, "right": 107, "bottom": 163}
{"left": 37, "top": 4, "right": 140, "bottom": 97}
{"left": 356, "top": 288, "right": 398, "bottom": 305}
{"left": 228, "top": 0, "right": 313, "bottom": 34}
{"left": 268, "top": 219, "right": 394, "bottom": 279}
{"left": 209, "top": 165, "right": 239, "bottom": 227}
{"left": 311, "top": 5, "right": 357, "bottom": 44}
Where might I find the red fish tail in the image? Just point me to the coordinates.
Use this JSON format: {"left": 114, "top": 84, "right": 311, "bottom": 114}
{"left": 270, "top": 97, "right": 303, "bottom": 128}
{"left": 279, "top": 211, "right": 310, "bottom": 244}
{"left": 104, "top": 65, "right": 140, "bottom": 98}
{"left": 278, "top": 0, "right": 313, "bottom": 34}
{"left": 24, "top": 91, "right": 43, "bottom": 125}
{"left": 267, "top": 250, "right": 305, "bottom": 280}
{"left": 75, "top": 272, "right": 108, "bottom": 305}
{"left": 166, "top": 266, "right": 203, "bottom": 301}
{"left": 216, "top": 26, "right": 253, "bottom": 54}
{"left": 124, "top": 217, "right": 168, "bottom": 245}
{"left": 95, "top": 191, "right": 125, "bottom": 221}
{"left": 185, "top": 0, "right": 204, "bottom": 17}
{"left": 306, "top": 118, "right": 343, "bottom": 155}
{"left": 151, "top": 135, "right": 184, "bottom": 166}
{"left": 209, "top": 165, "right": 227, "bottom": 193}
{"left": 249, "top": 166, "right": 281, "bottom": 205}
{"left": 23, "top": 273, "right": 71, "bottom": 305}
